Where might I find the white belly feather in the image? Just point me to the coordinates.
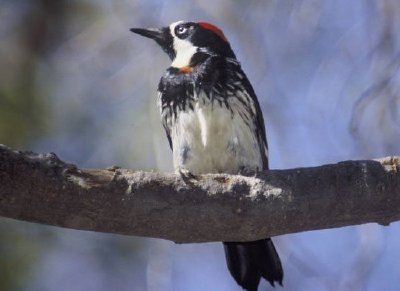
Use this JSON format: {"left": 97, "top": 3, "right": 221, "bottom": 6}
{"left": 171, "top": 91, "right": 262, "bottom": 174}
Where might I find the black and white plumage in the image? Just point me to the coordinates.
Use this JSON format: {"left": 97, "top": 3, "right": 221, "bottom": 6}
{"left": 131, "top": 20, "right": 283, "bottom": 291}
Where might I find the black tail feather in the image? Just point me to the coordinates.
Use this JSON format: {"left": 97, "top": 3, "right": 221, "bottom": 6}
{"left": 223, "top": 238, "right": 283, "bottom": 290}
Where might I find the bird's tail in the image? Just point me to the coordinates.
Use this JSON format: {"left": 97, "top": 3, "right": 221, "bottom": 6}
{"left": 223, "top": 238, "right": 283, "bottom": 291}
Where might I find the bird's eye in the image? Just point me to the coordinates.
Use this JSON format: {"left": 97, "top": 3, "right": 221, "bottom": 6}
{"left": 177, "top": 25, "right": 187, "bottom": 34}
{"left": 175, "top": 25, "right": 188, "bottom": 36}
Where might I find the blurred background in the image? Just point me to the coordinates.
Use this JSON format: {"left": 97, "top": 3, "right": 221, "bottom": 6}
{"left": 1, "top": 0, "right": 400, "bottom": 290}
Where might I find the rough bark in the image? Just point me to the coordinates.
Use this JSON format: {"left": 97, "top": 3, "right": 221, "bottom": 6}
{"left": 0, "top": 144, "right": 399, "bottom": 243}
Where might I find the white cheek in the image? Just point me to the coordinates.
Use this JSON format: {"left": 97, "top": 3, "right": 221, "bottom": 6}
{"left": 169, "top": 21, "right": 198, "bottom": 68}
{"left": 171, "top": 38, "right": 197, "bottom": 68}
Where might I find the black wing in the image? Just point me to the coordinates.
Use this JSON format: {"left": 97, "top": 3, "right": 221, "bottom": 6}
{"left": 225, "top": 60, "right": 269, "bottom": 170}
{"left": 156, "top": 89, "right": 173, "bottom": 151}
{"left": 163, "top": 122, "right": 173, "bottom": 150}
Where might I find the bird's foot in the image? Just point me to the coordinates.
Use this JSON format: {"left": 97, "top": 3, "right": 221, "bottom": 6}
{"left": 178, "top": 168, "right": 198, "bottom": 184}
{"left": 238, "top": 166, "right": 257, "bottom": 177}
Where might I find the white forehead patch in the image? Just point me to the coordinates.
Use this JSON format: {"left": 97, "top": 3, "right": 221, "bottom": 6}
{"left": 169, "top": 21, "right": 198, "bottom": 68}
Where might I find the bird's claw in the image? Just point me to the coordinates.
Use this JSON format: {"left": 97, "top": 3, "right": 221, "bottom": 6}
{"left": 179, "top": 169, "right": 198, "bottom": 184}
{"left": 238, "top": 166, "right": 257, "bottom": 177}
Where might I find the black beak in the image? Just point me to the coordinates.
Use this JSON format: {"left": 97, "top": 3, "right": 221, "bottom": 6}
{"left": 130, "top": 27, "right": 175, "bottom": 60}
{"left": 130, "top": 28, "right": 163, "bottom": 40}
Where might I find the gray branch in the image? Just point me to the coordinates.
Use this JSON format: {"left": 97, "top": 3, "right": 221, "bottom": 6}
{"left": 0, "top": 144, "right": 399, "bottom": 243}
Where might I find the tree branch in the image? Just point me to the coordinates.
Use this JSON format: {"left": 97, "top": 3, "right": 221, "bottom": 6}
{"left": 0, "top": 144, "right": 399, "bottom": 243}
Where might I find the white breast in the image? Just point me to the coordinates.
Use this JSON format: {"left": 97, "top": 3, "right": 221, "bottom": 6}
{"left": 170, "top": 91, "right": 263, "bottom": 174}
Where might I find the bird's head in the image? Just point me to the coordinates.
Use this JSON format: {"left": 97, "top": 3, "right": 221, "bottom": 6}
{"left": 131, "top": 21, "right": 236, "bottom": 71}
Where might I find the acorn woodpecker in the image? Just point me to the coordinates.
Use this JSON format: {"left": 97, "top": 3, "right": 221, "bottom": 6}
{"left": 131, "top": 21, "right": 283, "bottom": 291}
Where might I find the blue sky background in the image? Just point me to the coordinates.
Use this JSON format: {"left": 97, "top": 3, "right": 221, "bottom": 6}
{"left": 1, "top": 0, "right": 400, "bottom": 290}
